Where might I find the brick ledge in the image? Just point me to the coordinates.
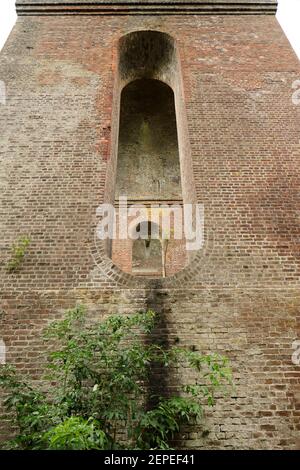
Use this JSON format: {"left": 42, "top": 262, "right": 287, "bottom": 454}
{"left": 16, "top": 1, "right": 278, "bottom": 16}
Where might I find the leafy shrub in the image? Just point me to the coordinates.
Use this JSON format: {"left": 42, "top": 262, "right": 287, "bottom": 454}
{"left": 44, "top": 417, "right": 108, "bottom": 450}
{"left": 0, "top": 306, "right": 232, "bottom": 449}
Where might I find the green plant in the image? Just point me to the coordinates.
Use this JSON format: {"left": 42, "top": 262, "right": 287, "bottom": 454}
{"left": 44, "top": 417, "right": 108, "bottom": 450}
{"left": 0, "top": 306, "right": 232, "bottom": 450}
{"left": 6, "top": 236, "right": 31, "bottom": 272}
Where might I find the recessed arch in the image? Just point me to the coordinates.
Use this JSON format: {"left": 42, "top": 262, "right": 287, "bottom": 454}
{"left": 132, "top": 221, "right": 162, "bottom": 276}
{"left": 115, "top": 78, "right": 182, "bottom": 201}
{"left": 118, "top": 30, "right": 176, "bottom": 86}
{"left": 100, "top": 29, "right": 198, "bottom": 279}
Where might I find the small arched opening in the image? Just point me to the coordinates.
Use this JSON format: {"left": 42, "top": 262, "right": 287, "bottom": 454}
{"left": 132, "top": 221, "right": 162, "bottom": 276}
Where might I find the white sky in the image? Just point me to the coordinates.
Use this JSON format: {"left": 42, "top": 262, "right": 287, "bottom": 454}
{"left": 0, "top": 0, "right": 299, "bottom": 58}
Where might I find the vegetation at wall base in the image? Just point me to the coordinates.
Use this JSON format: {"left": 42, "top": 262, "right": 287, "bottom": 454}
{"left": 0, "top": 306, "right": 232, "bottom": 450}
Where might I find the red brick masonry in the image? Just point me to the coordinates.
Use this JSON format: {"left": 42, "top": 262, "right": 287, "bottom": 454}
{"left": 0, "top": 0, "right": 299, "bottom": 449}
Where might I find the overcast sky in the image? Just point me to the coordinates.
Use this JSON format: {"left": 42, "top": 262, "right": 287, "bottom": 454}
{"left": 0, "top": 0, "right": 299, "bottom": 59}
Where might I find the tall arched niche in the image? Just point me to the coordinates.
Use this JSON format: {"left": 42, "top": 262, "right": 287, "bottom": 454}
{"left": 103, "top": 30, "right": 198, "bottom": 278}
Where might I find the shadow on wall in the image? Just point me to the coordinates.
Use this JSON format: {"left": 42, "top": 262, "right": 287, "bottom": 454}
{"left": 145, "top": 280, "right": 171, "bottom": 409}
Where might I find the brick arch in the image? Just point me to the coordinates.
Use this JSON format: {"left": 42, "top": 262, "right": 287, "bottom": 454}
{"left": 130, "top": 219, "right": 160, "bottom": 240}
{"left": 92, "top": 28, "right": 204, "bottom": 284}
{"left": 118, "top": 30, "right": 177, "bottom": 88}
{"left": 132, "top": 221, "right": 163, "bottom": 276}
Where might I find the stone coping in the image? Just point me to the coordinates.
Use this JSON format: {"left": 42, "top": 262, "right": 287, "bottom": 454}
{"left": 16, "top": 1, "right": 278, "bottom": 16}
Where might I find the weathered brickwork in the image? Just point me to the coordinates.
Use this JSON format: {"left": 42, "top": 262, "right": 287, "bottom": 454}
{"left": 0, "top": 0, "right": 299, "bottom": 449}
{"left": 112, "top": 210, "right": 187, "bottom": 275}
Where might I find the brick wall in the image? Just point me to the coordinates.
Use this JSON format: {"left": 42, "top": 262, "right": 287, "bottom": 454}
{"left": 0, "top": 8, "right": 299, "bottom": 448}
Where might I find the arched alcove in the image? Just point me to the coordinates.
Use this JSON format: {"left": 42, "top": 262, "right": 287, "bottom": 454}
{"left": 115, "top": 78, "right": 182, "bottom": 201}
{"left": 111, "top": 76, "right": 187, "bottom": 276}
{"left": 132, "top": 221, "right": 162, "bottom": 276}
{"left": 100, "top": 30, "right": 198, "bottom": 278}
{"left": 118, "top": 30, "right": 176, "bottom": 84}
